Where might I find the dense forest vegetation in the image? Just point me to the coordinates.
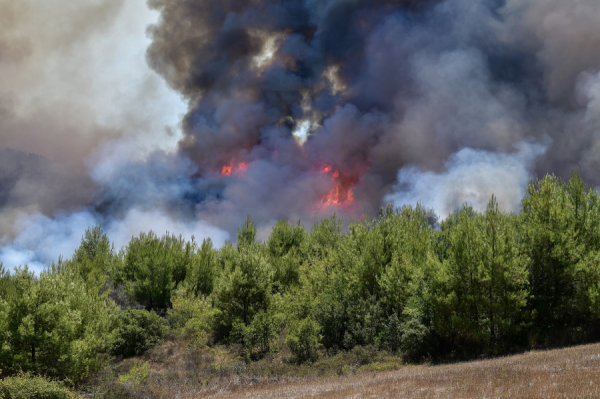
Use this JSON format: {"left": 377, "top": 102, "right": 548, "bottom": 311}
{"left": 2, "top": 172, "right": 600, "bottom": 395}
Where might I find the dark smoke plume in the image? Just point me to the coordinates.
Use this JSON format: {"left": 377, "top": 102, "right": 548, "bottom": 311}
{"left": 3, "top": 0, "right": 600, "bottom": 271}
{"left": 139, "top": 0, "right": 600, "bottom": 233}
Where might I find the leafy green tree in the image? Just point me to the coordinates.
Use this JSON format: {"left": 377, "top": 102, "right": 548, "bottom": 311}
{"left": 1, "top": 263, "right": 11, "bottom": 298}
{"left": 120, "top": 232, "right": 192, "bottom": 311}
{"left": 267, "top": 220, "right": 307, "bottom": 290}
{"left": 240, "top": 310, "right": 278, "bottom": 355}
{"left": 315, "top": 274, "right": 383, "bottom": 350}
{"left": 0, "top": 266, "right": 117, "bottom": 383}
{"left": 286, "top": 317, "right": 321, "bottom": 363}
{"left": 66, "top": 226, "right": 117, "bottom": 292}
{"left": 213, "top": 245, "right": 273, "bottom": 338}
{"left": 376, "top": 205, "right": 434, "bottom": 315}
{"left": 430, "top": 199, "right": 529, "bottom": 356}
{"left": 522, "top": 171, "right": 600, "bottom": 344}
{"left": 306, "top": 216, "right": 342, "bottom": 262}
{"left": 522, "top": 174, "right": 573, "bottom": 341}
{"left": 238, "top": 215, "right": 257, "bottom": 249}
{"left": 382, "top": 313, "right": 402, "bottom": 353}
{"left": 167, "top": 287, "right": 216, "bottom": 346}
{"left": 186, "top": 238, "right": 218, "bottom": 297}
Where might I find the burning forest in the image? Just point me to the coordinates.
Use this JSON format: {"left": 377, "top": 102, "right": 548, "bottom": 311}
{"left": 4, "top": 1, "right": 600, "bottom": 395}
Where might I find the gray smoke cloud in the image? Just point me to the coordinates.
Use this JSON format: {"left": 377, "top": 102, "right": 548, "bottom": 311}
{"left": 3, "top": 0, "right": 600, "bottom": 271}
{"left": 0, "top": 0, "right": 226, "bottom": 272}
{"left": 385, "top": 141, "right": 548, "bottom": 217}
{"left": 140, "top": 0, "right": 600, "bottom": 228}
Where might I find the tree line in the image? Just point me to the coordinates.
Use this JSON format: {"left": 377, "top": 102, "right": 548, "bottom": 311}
{"left": 2, "top": 171, "right": 600, "bottom": 386}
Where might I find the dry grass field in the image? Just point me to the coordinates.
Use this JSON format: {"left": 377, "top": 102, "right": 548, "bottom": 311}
{"left": 197, "top": 345, "right": 600, "bottom": 398}
{"left": 111, "top": 342, "right": 600, "bottom": 398}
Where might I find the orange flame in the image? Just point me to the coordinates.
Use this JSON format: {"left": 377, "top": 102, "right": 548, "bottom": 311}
{"left": 221, "top": 160, "right": 249, "bottom": 176}
{"left": 316, "top": 163, "right": 356, "bottom": 210}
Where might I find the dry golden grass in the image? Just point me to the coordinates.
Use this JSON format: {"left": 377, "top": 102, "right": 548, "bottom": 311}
{"left": 96, "top": 342, "right": 600, "bottom": 398}
{"left": 192, "top": 343, "right": 600, "bottom": 398}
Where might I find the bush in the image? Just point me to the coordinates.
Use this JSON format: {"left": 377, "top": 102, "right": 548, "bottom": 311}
{"left": 401, "top": 315, "right": 429, "bottom": 362}
{"left": 241, "top": 310, "right": 279, "bottom": 355}
{"left": 167, "top": 288, "right": 216, "bottom": 346}
{"left": 0, "top": 374, "right": 75, "bottom": 399}
{"left": 286, "top": 318, "right": 321, "bottom": 363}
{"left": 383, "top": 313, "right": 402, "bottom": 353}
{"left": 108, "top": 309, "right": 165, "bottom": 358}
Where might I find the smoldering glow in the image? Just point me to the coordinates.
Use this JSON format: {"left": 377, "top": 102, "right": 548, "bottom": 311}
{"left": 316, "top": 164, "right": 357, "bottom": 211}
{"left": 221, "top": 161, "right": 249, "bottom": 176}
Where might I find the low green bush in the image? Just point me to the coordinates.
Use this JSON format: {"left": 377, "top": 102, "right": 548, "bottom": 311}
{"left": 286, "top": 317, "right": 321, "bottom": 363}
{"left": 0, "top": 374, "right": 75, "bottom": 399}
{"left": 108, "top": 309, "right": 165, "bottom": 358}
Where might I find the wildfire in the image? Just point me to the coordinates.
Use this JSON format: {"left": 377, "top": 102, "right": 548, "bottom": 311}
{"left": 221, "top": 160, "right": 249, "bottom": 176}
{"left": 316, "top": 163, "right": 356, "bottom": 210}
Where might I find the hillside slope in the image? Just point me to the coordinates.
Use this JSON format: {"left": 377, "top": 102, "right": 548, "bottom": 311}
{"left": 93, "top": 342, "right": 600, "bottom": 398}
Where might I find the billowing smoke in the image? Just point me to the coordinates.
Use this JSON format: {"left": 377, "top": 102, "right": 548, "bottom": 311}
{"left": 385, "top": 141, "right": 548, "bottom": 217}
{"left": 3, "top": 0, "right": 600, "bottom": 271}
{"left": 0, "top": 208, "right": 228, "bottom": 274}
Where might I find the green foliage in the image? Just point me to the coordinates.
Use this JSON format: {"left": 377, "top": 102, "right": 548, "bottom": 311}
{"left": 306, "top": 216, "right": 342, "bottom": 261}
{"left": 69, "top": 226, "right": 116, "bottom": 291}
{"left": 108, "top": 309, "right": 164, "bottom": 358}
{"left": 286, "top": 317, "right": 321, "bottom": 363}
{"left": 237, "top": 310, "right": 278, "bottom": 356}
{"left": 430, "top": 198, "right": 529, "bottom": 356}
{"left": 521, "top": 171, "right": 600, "bottom": 344}
{"left": 268, "top": 221, "right": 307, "bottom": 290}
{"left": 0, "top": 266, "right": 117, "bottom": 383}
{"left": 315, "top": 276, "right": 383, "bottom": 350}
{"left": 8, "top": 170, "right": 600, "bottom": 386}
{"left": 167, "top": 287, "right": 216, "bottom": 346}
{"left": 238, "top": 215, "right": 257, "bottom": 249}
{"left": 382, "top": 314, "right": 402, "bottom": 353}
{"left": 119, "top": 231, "right": 192, "bottom": 311}
{"left": 400, "top": 312, "right": 429, "bottom": 362}
{"left": 0, "top": 374, "right": 75, "bottom": 399}
{"left": 186, "top": 238, "right": 218, "bottom": 297}
{"left": 213, "top": 245, "right": 273, "bottom": 336}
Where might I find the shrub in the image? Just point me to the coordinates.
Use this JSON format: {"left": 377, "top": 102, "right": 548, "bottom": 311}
{"left": 401, "top": 315, "right": 429, "bottom": 362}
{"left": 167, "top": 288, "right": 216, "bottom": 346}
{"left": 383, "top": 313, "right": 402, "bottom": 353}
{"left": 0, "top": 374, "right": 75, "bottom": 399}
{"left": 243, "top": 310, "right": 278, "bottom": 355}
{"left": 286, "top": 318, "right": 321, "bottom": 363}
{"left": 108, "top": 310, "right": 164, "bottom": 358}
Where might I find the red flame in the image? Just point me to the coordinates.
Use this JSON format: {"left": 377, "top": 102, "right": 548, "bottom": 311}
{"left": 221, "top": 160, "right": 249, "bottom": 176}
{"left": 316, "top": 163, "right": 357, "bottom": 210}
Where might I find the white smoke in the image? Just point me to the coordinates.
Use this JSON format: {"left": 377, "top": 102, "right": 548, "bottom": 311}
{"left": 385, "top": 141, "right": 548, "bottom": 217}
{"left": 0, "top": 0, "right": 226, "bottom": 274}
{"left": 0, "top": 208, "right": 229, "bottom": 275}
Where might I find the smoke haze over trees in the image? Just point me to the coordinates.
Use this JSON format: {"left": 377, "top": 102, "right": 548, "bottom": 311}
{"left": 2, "top": 0, "right": 600, "bottom": 271}
{"left": 2, "top": 172, "right": 600, "bottom": 392}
